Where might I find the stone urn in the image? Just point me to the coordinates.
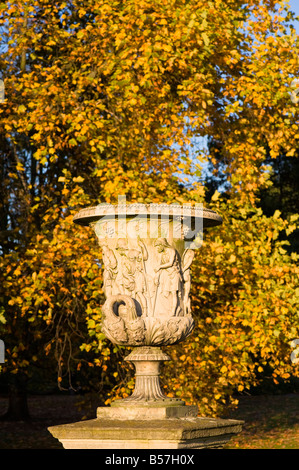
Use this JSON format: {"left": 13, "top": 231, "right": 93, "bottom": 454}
{"left": 48, "top": 200, "right": 243, "bottom": 448}
{"left": 73, "top": 201, "right": 222, "bottom": 413}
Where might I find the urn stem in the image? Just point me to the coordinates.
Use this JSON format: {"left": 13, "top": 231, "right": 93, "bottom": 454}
{"left": 112, "top": 346, "right": 184, "bottom": 406}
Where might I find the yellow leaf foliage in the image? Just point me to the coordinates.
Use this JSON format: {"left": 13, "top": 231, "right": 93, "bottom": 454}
{"left": 0, "top": 0, "right": 298, "bottom": 414}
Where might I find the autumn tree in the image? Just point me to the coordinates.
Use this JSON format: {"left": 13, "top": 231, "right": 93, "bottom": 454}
{"left": 160, "top": 1, "right": 299, "bottom": 415}
{"left": 0, "top": 0, "right": 298, "bottom": 419}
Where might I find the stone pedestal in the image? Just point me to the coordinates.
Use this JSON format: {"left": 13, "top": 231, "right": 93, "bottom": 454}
{"left": 48, "top": 345, "right": 243, "bottom": 449}
{"left": 48, "top": 414, "right": 243, "bottom": 449}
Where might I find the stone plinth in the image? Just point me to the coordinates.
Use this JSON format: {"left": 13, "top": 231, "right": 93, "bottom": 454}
{"left": 99, "top": 403, "right": 199, "bottom": 420}
{"left": 48, "top": 386, "right": 243, "bottom": 449}
{"left": 48, "top": 414, "right": 243, "bottom": 449}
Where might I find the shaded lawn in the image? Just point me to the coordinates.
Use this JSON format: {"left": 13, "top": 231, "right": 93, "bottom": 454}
{"left": 0, "top": 394, "right": 98, "bottom": 449}
{"left": 224, "top": 393, "right": 299, "bottom": 449}
{"left": 0, "top": 392, "right": 298, "bottom": 449}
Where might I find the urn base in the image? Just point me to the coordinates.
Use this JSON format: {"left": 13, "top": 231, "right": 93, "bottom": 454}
{"left": 48, "top": 415, "right": 243, "bottom": 449}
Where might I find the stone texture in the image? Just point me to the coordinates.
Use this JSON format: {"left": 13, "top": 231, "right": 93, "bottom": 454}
{"left": 116, "top": 347, "right": 176, "bottom": 404}
{"left": 72, "top": 203, "right": 222, "bottom": 348}
{"left": 48, "top": 415, "right": 243, "bottom": 449}
{"left": 97, "top": 403, "right": 199, "bottom": 420}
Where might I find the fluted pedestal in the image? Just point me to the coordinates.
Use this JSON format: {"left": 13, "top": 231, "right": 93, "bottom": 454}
{"left": 113, "top": 347, "right": 183, "bottom": 405}
{"left": 98, "top": 346, "right": 190, "bottom": 420}
{"left": 124, "top": 347, "right": 171, "bottom": 402}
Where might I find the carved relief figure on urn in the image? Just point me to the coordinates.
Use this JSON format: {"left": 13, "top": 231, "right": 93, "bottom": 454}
{"left": 181, "top": 248, "right": 195, "bottom": 316}
{"left": 153, "top": 238, "right": 183, "bottom": 317}
{"left": 114, "top": 238, "right": 129, "bottom": 296}
{"left": 100, "top": 240, "right": 118, "bottom": 298}
{"left": 122, "top": 237, "right": 149, "bottom": 317}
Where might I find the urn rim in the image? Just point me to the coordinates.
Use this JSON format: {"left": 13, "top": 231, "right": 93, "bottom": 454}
{"left": 73, "top": 203, "right": 222, "bottom": 228}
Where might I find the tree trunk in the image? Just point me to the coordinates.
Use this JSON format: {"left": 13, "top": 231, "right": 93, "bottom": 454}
{"left": 0, "top": 372, "right": 30, "bottom": 421}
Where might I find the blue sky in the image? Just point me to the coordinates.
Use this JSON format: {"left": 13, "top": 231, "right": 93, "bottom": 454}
{"left": 289, "top": 0, "right": 299, "bottom": 28}
{"left": 289, "top": 0, "right": 299, "bottom": 15}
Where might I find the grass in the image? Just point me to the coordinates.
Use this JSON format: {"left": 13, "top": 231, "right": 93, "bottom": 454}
{"left": 224, "top": 393, "right": 299, "bottom": 449}
{"left": 0, "top": 392, "right": 298, "bottom": 449}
